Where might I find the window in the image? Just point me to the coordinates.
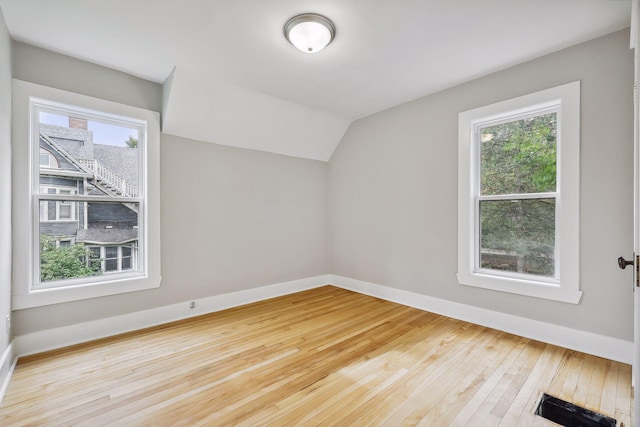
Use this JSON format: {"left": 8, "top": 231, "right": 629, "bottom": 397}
{"left": 12, "top": 80, "right": 161, "bottom": 309}
{"left": 39, "top": 187, "right": 77, "bottom": 221}
{"left": 88, "top": 244, "right": 137, "bottom": 273}
{"left": 39, "top": 148, "right": 59, "bottom": 168}
{"left": 457, "top": 81, "right": 581, "bottom": 303}
{"left": 33, "top": 102, "right": 143, "bottom": 290}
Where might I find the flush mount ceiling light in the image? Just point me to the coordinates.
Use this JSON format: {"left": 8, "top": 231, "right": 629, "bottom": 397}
{"left": 284, "top": 13, "right": 336, "bottom": 53}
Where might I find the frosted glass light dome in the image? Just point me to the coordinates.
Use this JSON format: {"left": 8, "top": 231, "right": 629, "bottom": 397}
{"left": 284, "top": 14, "right": 335, "bottom": 53}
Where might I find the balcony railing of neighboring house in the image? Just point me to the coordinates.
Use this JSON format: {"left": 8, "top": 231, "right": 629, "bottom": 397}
{"left": 79, "top": 159, "right": 138, "bottom": 198}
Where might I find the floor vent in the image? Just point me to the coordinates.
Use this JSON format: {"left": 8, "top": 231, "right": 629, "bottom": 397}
{"left": 535, "top": 393, "right": 617, "bottom": 427}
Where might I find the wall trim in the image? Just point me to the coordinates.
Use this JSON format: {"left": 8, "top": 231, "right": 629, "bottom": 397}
{"left": 328, "top": 275, "right": 633, "bottom": 364}
{"left": 14, "top": 275, "right": 331, "bottom": 357}
{"left": 0, "top": 341, "right": 16, "bottom": 404}
{"left": 12, "top": 273, "right": 632, "bottom": 364}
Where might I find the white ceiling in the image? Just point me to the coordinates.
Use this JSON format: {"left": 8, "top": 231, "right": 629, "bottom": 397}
{"left": 0, "top": 0, "right": 632, "bottom": 161}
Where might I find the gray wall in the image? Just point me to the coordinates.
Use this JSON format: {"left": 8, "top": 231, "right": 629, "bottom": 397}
{"left": 9, "top": 30, "right": 634, "bottom": 342}
{"left": 328, "top": 29, "right": 635, "bottom": 341}
{"left": 0, "top": 8, "right": 12, "bottom": 357}
{"left": 11, "top": 44, "right": 328, "bottom": 335}
{"left": 12, "top": 41, "right": 161, "bottom": 112}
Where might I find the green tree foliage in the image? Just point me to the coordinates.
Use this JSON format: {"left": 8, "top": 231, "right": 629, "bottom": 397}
{"left": 479, "top": 113, "right": 557, "bottom": 276}
{"left": 40, "top": 235, "right": 101, "bottom": 282}
{"left": 125, "top": 136, "right": 138, "bottom": 148}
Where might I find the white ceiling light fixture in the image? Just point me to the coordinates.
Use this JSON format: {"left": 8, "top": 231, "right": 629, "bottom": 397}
{"left": 284, "top": 13, "right": 336, "bottom": 53}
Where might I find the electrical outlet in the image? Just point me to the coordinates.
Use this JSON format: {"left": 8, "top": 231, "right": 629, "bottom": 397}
{"left": 5, "top": 314, "right": 10, "bottom": 335}
{"left": 190, "top": 301, "right": 196, "bottom": 309}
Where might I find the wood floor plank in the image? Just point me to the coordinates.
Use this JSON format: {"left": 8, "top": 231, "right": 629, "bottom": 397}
{"left": 512, "top": 344, "right": 568, "bottom": 427}
{"left": 336, "top": 323, "right": 493, "bottom": 426}
{"left": 615, "top": 362, "right": 633, "bottom": 427}
{"left": 0, "top": 286, "right": 632, "bottom": 426}
{"left": 572, "top": 353, "right": 596, "bottom": 408}
{"left": 470, "top": 339, "right": 546, "bottom": 425}
{"left": 599, "top": 360, "right": 619, "bottom": 420}
{"left": 451, "top": 335, "right": 527, "bottom": 426}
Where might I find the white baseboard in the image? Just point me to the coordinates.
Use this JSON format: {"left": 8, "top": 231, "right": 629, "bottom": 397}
{"left": 12, "top": 273, "right": 633, "bottom": 365}
{"left": 328, "top": 275, "right": 633, "bottom": 364}
{"left": 14, "top": 275, "right": 330, "bottom": 357}
{"left": 0, "top": 341, "right": 16, "bottom": 403}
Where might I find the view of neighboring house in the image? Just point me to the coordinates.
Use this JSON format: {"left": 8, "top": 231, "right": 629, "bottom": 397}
{"left": 38, "top": 118, "right": 139, "bottom": 278}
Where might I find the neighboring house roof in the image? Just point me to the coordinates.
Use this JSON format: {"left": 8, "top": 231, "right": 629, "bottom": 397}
{"left": 77, "top": 228, "right": 138, "bottom": 245}
{"left": 39, "top": 131, "right": 93, "bottom": 177}
{"left": 40, "top": 124, "right": 94, "bottom": 160}
{"left": 40, "top": 124, "right": 138, "bottom": 187}
{"left": 93, "top": 145, "right": 138, "bottom": 187}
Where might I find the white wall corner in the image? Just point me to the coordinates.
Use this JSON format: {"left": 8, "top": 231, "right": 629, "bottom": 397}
{"left": 327, "top": 275, "right": 633, "bottom": 364}
{"left": 14, "top": 275, "right": 331, "bottom": 357}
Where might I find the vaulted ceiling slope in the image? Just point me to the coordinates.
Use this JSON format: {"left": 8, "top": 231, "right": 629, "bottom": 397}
{"left": 0, "top": 0, "right": 631, "bottom": 161}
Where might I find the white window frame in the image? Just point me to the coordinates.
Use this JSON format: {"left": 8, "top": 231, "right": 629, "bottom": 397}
{"left": 12, "top": 80, "right": 162, "bottom": 309}
{"left": 457, "top": 81, "right": 581, "bottom": 304}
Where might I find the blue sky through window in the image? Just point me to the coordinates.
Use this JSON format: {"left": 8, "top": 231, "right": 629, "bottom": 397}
{"left": 40, "top": 112, "right": 139, "bottom": 147}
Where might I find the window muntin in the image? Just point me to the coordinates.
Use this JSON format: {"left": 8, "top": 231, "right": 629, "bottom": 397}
{"left": 32, "top": 100, "right": 146, "bottom": 289}
{"left": 457, "top": 81, "right": 581, "bottom": 304}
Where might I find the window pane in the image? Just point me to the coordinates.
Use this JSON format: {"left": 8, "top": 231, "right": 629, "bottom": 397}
{"left": 105, "top": 246, "right": 118, "bottom": 258}
{"left": 88, "top": 247, "right": 102, "bottom": 271}
{"left": 58, "top": 201, "right": 73, "bottom": 220}
{"left": 48, "top": 202, "right": 56, "bottom": 221}
{"left": 39, "top": 153, "right": 49, "bottom": 166}
{"left": 38, "top": 111, "right": 139, "bottom": 199}
{"left": 480, "top": 113, "right": 557, "bottom": 195}
{"left": 479, "top": 198, "right": 555, "bottom": 277}
{"left": 105, "top": 259, "right": 118, "bottom": 272}
{"left": 122, "top": 257, "right": 132, "bottom": 270}
{"left": 39, "top": 201, "right": 139, "bottom": 283}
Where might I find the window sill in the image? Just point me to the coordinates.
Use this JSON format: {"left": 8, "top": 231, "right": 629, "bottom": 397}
{"left": 457, "top": 272, "right": 582, "bottom": 304}
{"left": 12, "top": 274, "right": 162, "bottom": 310}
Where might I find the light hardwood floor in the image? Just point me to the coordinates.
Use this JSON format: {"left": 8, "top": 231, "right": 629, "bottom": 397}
{"left": 0, "top": 286, "right": 633, "bottom": 426}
